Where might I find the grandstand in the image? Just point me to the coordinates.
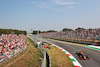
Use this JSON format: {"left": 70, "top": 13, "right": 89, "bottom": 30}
{"left": 40, "top": 28, "right": 100, "bottom": 44}
{"left": 0, "top": 34, "right": 26, "bottom": 62}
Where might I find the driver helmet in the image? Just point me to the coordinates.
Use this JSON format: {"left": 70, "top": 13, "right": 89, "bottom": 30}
{"left": 80, "top": 51, "right": 82, "bottom": 53}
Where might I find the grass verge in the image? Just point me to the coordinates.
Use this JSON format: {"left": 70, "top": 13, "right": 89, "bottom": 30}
{"left": 46, "top": 45, "right": 74, "bottom": 67}
{"left": 0, "top": 37, "right": 43, "bottom": 67}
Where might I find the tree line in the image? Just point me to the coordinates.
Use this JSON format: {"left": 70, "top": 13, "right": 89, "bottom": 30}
{"left": 32, "top": 30, "right": 57, "bottom": 34}
{"left": 62, "top": 27, "right": 85, "bottom": 31}
{"left": 32, "top": 27, "right": 85, "bottom": 34}
{"left": 0, "top": 28, "right": 27, "bottom": 35}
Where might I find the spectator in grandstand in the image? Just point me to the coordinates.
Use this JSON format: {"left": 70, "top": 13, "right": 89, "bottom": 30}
{"left": 0, "top": 34, "right": 26, "bottom": 61}
{"left": 40, "top": 28, "right": 100, "bottom": 40}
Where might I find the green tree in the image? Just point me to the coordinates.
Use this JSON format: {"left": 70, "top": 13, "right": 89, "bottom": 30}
{"left": 47, "top": 30, "right": 57, "bottom": 32}
{"left": 75, "top": 27, "right": 85, "bottom": 30}
{"left": 0, "top": 28, "right": 27, "bottom": 35}
{"left": 23, "top": 31, "right": 27, "bottom": 35}
{"left": 63, "top": 28, "right": 73, "bottom": 31}
{"left": 33, "top": 30, "right": 37, "bottom": 34}
{"left": 33, "top": 30, "right": 41, "bottom": 34}
{"left": 42, "top": 31, "right": 46, "bottom": 33}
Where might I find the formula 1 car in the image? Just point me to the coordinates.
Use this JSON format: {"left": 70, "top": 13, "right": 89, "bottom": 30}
{"left": 76, "top": 50, "right": 90, "bottom": 60}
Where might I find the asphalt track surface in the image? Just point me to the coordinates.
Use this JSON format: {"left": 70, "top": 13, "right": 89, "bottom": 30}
{"left": 43, "top": 39, "right": 100, "bottom": 67}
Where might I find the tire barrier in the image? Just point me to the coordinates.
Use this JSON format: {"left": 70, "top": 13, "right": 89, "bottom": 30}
{"left": 46, "top": 52, "right": 51, "bottom": 67}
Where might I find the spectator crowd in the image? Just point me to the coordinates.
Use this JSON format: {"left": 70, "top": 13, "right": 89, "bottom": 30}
{"left": 0, "top": 34, "right": 26, "bottom": 62}
{"left": 40, "top": 28, "right": 100, "bottom": 40}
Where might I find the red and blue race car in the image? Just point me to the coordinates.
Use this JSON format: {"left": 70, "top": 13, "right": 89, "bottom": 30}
{"left": 76, "top": 50, "right": 90, "bottom": 60}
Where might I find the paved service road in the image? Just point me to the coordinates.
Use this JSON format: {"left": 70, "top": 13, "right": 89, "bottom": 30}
{"left": 44, "top": 39, "right": 100, "bottom": 67}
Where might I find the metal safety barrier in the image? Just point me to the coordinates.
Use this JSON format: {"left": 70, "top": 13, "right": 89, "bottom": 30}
{"left": 27, "top": 35, "right": 51, "bottom": 67}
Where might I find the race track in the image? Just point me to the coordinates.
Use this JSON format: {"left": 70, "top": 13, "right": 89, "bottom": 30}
{"left": 44, "top": 39, "right": 100, "bottom": 67}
